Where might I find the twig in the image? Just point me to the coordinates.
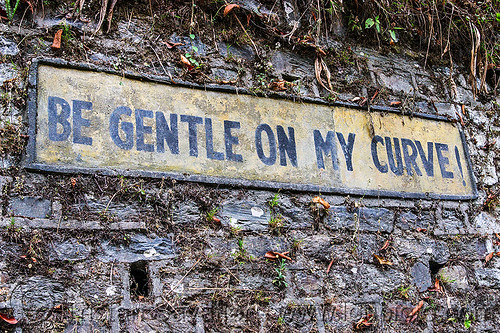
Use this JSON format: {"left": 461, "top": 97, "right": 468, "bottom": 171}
{"left": 166, "top": 257, "right": 202, "bottom": 296}
{"left": 149, "top": 44, "right": 168, "bottom": 76}
{"left": 424, "top": 13, "right": 433, "bottom": 70}
{"left": 232, "top": 12, "right": 260, "bottom": 59}
{"left": 221, "top": 263, "right": 241, "bottom": 283}
{"left": 94, "top": 0, "right": 109, "bottom": 33}
{"left": 106, "top": 0, "right": 118, "bottom": 33}
{"left": 187, "top": 287, "right": 277, "bottom": 293}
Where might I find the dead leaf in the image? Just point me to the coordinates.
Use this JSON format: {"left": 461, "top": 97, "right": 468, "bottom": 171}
{"left": 0, "top": 313, "right": 17, "bottom": 325}
{"left": 496, "top": 233, "right": 500, "bottom": 241}
{"left": 162, "top": 41, "right": 184, "bottom": 49}
{"left": 485, "top": 252, "right": 494, "bottom": 263}
{"left": 224, "top": 4, "right": 240, "bottom": 16}
{"left": 264, "top": 251, "right": 278, "bottom": 260}
{"left": 379, "top": 239, "right": 390, "bottom": 251}
{"left": 268, "top": 79, "right": 287, "bottom": 91}
{"left": 316, "top": 47, "right": 327, "bottom": 56}
{"left": 180, "top": 55, "right": 194, "bottom": 70}
{"left": 312, "top": 196, "right": 330, "bottom": 209}
{"left": 326, "top": 258, "right": 335, "bottom": 274}
{"left": 428, "top": 278, "right": 441, "bottom": 292}
{"left": 373, "top": 254, "right": 393, "bottom": 266}
{"left": 390, "top": 101, "right": 402, "bottom": 106}
{"left": 264, "top": 251, "right": 292, "bottom": 261}
{"left": 416, "top": 227, "right": 427, "bottom": 232}
{"left": 275, "top": 252, "right": 292, "bottom": 261}
{"left": 51, "top": 29, "right": 63, "bottom": 49}
{"left": 212, "top": 217, "right": 221, "bottom": 223}
{"left": 354, "top": 314, "right": 374, "bottom": 330}
{"left": 406, "top": 300, "right": 424, "bottom": 323}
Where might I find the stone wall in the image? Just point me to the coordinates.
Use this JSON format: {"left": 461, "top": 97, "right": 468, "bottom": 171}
{"left": 0, "top": 1, "right": 499, "bottom": 332}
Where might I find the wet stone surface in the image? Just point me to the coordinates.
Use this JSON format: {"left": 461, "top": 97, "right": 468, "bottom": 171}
{"left": 220, "top": 200, "right": 270, "bottom": 231}
{"left": 8, "top": 197, "right": 52, "bottom": 219}
{"left": 52, "top": 239, "right": 91, "bottom": 261}
{"left": 327, "top": 206, "right": 394, "bottom": 233}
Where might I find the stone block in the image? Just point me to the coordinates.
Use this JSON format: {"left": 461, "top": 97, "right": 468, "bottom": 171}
{"left": 0, "top": 63, "right": 17, "bottom": 86}
{"left": 52, "top": 239, "right": 90, "bottom": 261}
{"left": 438, "top": 266, "right": 469, "bottom": 291}
{"left": 475, "top": 268, "right": 500, "bottom": 288}
{"left": 357, "top": 264, "right": 405, "bottom": 293}
{"left": 327, "top": 206, "right": 394, "bottom": 233}
{"left": 172, "top": 201, "right": 201, "bottom": 225}
{"left": 474, "top": 212, "right": 500, "bottom": 235}
{"left": 9, "top": 196, "right": 51, "bottom": 219}
{"left": 434, "top": 210, "right": 465, "bottom": 235}
{"left": 220, "top": 200, "right": 270, "bottom": 231}
{"left": 396, "top": 211, "right": 434, "bottom": 231}
{"left": 411, "top": 261, "right": 432, "bottom": 292}
{"left": 98, "top": 234, "right": 176, "bottom": 262}
{"left": 0, "top": 36, "right": 19, "bottom": 56}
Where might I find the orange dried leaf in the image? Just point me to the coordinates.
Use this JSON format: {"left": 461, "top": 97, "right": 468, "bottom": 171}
{"left": 51, "top": 29, "right": 63, "bottom": 49}
{"left": 428, "top": 278, "right": 441, "bottom": 292}
{"left": 312, "top": 196, "right": 330, "bottom": 209}
{"left": 0, "top": 313, "right": 17, "bottom": 325}
{"left": 373, "top": 254, "right": 393, "bottom": 266}
{"left": 416, "top": 227, "right": 427, "bottom": 232}
{"left": 212, "top": 217, "right": 221, "bottom": 223}
{"left": 379, "top": 239, "right": 390, "bottom": 251}
{"left": 390, "top": 101, "right": 402, "bottom": 106}
{"left": 162, "top": 41, "right": 184, "bottom": 49}
{"left": 496, "top": 233, "right": 500, "bottom": 241}
{"left": 224, "top": 4, "right": 240, "bottom": 16}
{"left": 276, "top": 252, "right": 292, "bottom": 261}
{"left": 354, "top": 314, "right": 374, "bottom": 330}
{"left": 264, "top": 251, "right": 278, "bottom": 259}
{"left": 408, "top": 300, "right": 424, "bottom": 318}
{"left": 326, "top": 258, "right": 335, "bottom": 274}
{"left": 180, "top": 55, "right": 191, "bottom": 67}
{"left": 268, "top": 80, "right": 287, "bottom": 91}
{"left": 485, "top": 252, "right": 494, "bottom": 263}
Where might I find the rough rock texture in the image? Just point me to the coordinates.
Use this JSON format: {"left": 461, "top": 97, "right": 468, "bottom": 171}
{"left": 0, "top": 1, "right": 498, "bottom": 332}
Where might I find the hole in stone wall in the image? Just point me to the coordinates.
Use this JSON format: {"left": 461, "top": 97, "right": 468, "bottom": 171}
{"left": 130, "top": 261, "right": 149, "bottom": 298}
{"left": 429, "top": 261, "right": 444, "bottom": 275}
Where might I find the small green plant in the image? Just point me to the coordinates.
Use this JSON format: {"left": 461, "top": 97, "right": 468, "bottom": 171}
{"left": 397, "top": 285, "right": 411, "bottom": 299}
{"left": 6, "top": 217, "right": 22, "bottom": 233}
{"left": 365, "top": 16, "right": 380, "bottom": 33}
{"left": 229, "top": 225, "right": 241, "bottom": 237}
{"left": 5, "top": 0, "right": 21, "bottom": 22}
{"left": 464, "top": 312, "right": 474, "bottom": 329}
{"left": 291, "top": 238, "right": 303, "bottom": 252}
{"left": 269, "top": 193, "right": 279, "bottom": 208}
{"left": 272, "top": 258, "right": 288, "bottom": 289}
{"left": 254, "top": 291, "right": 270, "bottom": 304}
{"left": 277, "top": 316, "right": 285, "bottom": 326}
{"left": 268, "top": 215, "right": 284, "bottom": 234}
{"left": 232, "top": 239, "right": 254, "bottom": 263}
{"left": 60, "top": 22, "right": 73, "bottom": 42}
{"left": 185, "top": 34, "right": 201, "bottom": 68}
{"left": 206, "top": 207, "right": 218, "bottom": 222}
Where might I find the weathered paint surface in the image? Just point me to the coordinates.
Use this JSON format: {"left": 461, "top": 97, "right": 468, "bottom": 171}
{"left": 31, "top": 64, "right": 475, "bottom": 198}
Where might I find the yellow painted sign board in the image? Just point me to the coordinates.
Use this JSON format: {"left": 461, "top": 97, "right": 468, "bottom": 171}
{"left": 26, "top": 61, "right": 477, "bottom": 200}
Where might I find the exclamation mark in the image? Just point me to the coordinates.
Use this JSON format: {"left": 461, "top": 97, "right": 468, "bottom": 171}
{"left": 454, "top": 146, "right": 466, "bottom": 186}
